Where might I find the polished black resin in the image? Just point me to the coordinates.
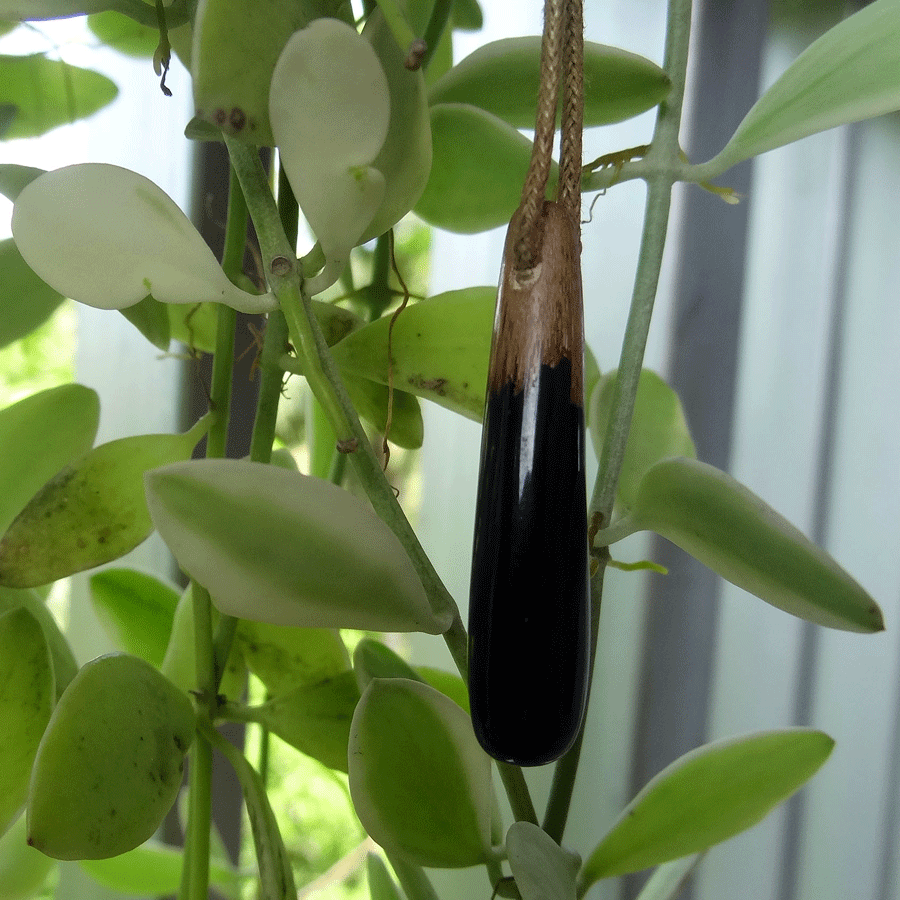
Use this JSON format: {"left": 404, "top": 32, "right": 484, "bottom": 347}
{"left": 468, "top": 357, "right": 590, "bottom": 766}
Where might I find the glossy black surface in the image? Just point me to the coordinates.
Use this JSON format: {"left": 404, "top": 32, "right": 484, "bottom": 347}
{"left": 468, "top": 358, "right": 590, "bottom": 766}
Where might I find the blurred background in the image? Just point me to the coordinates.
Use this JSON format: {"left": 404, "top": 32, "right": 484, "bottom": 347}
{"left": 1, "top": 1, "right": 897, "bottom": 899}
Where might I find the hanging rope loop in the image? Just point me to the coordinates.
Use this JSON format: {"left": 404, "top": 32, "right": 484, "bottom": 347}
{"left": 512, "top": 0, "right": 585, "bottom": 272}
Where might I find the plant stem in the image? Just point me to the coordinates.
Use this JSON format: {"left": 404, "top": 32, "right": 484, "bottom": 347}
{"left": 589, "top": 0, "right": 692, "bottom": 531}
{"left": 224, "top": 135, "right": 469, "bottom": 676}
{"left": 421, "top": 0, "right": 454, "bottom": 69}
{"left": 541, "top": 0, "right": 694, "bottom": 844}
{"left": 181, "top": 163, "right": 250, "bottom": 900}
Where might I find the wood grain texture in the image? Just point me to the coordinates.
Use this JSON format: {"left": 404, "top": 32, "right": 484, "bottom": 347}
{"left": 488, "top": 200, "right": 584, "bottom": 405}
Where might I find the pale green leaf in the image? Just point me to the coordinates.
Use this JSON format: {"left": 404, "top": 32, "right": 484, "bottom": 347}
{"left": 0, "top": 608, "right": 53, "bottom": 837}
{"left": 12, "top": 164, "right": 276, "bottom": 314}
{"left": 0, "top": 55, "right": 116, "bottom": 138}
{"left": 348, "top": 678, "right": 493, "bottom": 868}
{"left": 506, "top": 822, "right": 578, "bottom": 900}
{"left": 581, "top": 730, "right": 833, "bottom": 884}
{"left": 710, "top": 0, "right": 900, "bottom": 173}
{"left": 429, "top": 38, "right": 669, "bottom": 129}
{"left": 89, "top": 568, "right": 180, "bottom": 668}
{"left": 0, "top": 239, "right": 65, "bottom": 350}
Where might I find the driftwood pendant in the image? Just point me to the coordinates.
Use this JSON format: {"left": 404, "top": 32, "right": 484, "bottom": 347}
{"left": 468, "top": 201, "right": 590, "bottom": 766}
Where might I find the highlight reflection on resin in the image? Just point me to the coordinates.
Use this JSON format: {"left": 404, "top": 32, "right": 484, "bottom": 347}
{"left": 468, "top": 201, "right": 590, "bottom": 767}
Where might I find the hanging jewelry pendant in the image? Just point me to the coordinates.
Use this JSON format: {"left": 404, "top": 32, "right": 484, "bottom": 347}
{"left": 468, "top": 200, "right": 590, "bottom": 766}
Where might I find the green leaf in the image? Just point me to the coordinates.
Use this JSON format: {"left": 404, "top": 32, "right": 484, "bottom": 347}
{"left": 581, "top": 729, "right": 834, "bottom": 884}
{"left": 429, "top": 37, "right": 669, "bottom": 129}
{"left": 352, "top": 638, "right": 469, "bottom": 712}
{"left": 0, "top": 55, "right": 116, "bottom": 138}
{"left": 12, "top": 164, "right": 276, "bottom": 314}
{"left": 27, "top": 654, "right": 195, "bottom": 860}
{"left": 0, "top": 428, "right": 206, "bottom": 588}
{"left": 452, "top": 0, "right": 482, "bottom": 31}
{"left": 79, "top": 841, "right": 239, "bottom": 899}
{"left": 0, "top": 587, "right": 77, "bottom": 700}
{"left": 0, "top": 239, "right": 65, "bottom": 351}
{"left": 627, "top": 458, "right": 885, "bottom": 633}
{"left": 241, "top": 671, "right": 360, "bottom": 772}
{"left": 353, "top": 637, "right": 420, "bottom": 691}
{"left": 160, "top": 585, "right": 246, "bottom": 702}
{"left": 234, "top": 620, "right": 350, "bottom": 697}
{"left": 0, "top": 813, "right": 56, "bottom": 900}
{"left": 0, "top": 384, "right": 99, "bottom": 537}
{"left": 356, "top": 8, "right": 433, "bottom": 247}
{"left": 588, "top": 369, "right": 695, "bottom": 514}
{"left": 146, "top": 459, "right": 448, "bottom": 634}
{"left": 709, "top": 0, "right": 900, "bottom": 173}
{"left": 168, "top": 301, "right": 219, "bottom": 354}
{"left": 348, "top": 678, "right": 493, "bottom": 868}
{"left": 331, "top": 287, "right": 496, "bottom": 420}
{"left": 366, "top": 852, "right": 403, "bottom": 900}
{"left": 344, "top": 374, "right": 424, "bottom": 449}
{"left": 0, "top": 608, "right": 53, "bottom": 837}
{"left": 417, "top": 666, "right": 469, "bottom": 713}
{"left": 89, "top": 568, "right": 180, "bottom": 668}
{"left": 119, "top": 295, "right": 172, "bottom": 351}
{"left": 0, "top": 165, "right": 44, "bottom": 202}
{"left": 87, "top": 11, "right": 158, "bottom": 57}
{"left": 506, "top": 821, "right": 578, "bottom": 900}
{"left": 192, "top": 0, "right": 350, "bottom": 145}
{"left": 270, "top": 18, "right": 389, "bottom": 293}
{"left": 415, "top": 103, "right": 557, "bottom": 234}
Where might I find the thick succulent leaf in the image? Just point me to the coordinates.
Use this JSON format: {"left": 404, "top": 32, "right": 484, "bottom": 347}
{"left": 87, "top": 11, "right": 158, "bottom": 57}
{"left": 271, "top": 18, "right": 389, "bottom": 291}
{"left": 89, "top": 568, "right": 180, "bottom": 668}
{"left": 160, "top": 585, "right": 246, "bottom": 702}
{"left": 0, "top": 429, "right": 205, "bottom": 588}
{"left": 452, "top": 0, "right": 482, "bottom": 30}
{"left": 12, "top": 164, "right": 276, "bottom": 314}
{"left": 0, "top": 384, "right": 99, "bottom": 537}
{"left": 506, "top": 822, "right": 578, "bottom": 900}
{"left": 145, "top": 459, "right": 448, "bottom": 634}
{"left": 415, "top": 103, "right": 558, "bottom": 233}
{"left": 0, "top": 239, "right": 65, "bottom": 350}
{"left": 710, "top": 0, "right": 900, "bottom": 173}
{"left": 27, "top": 654, "right": 195, "bottom": 861}
{"left": 244, "top": 671, "right": 360, "bottom": 773}
{"left": 628, "top": 458, "right": 884, "bottom": 633}
{"left": 0, "top": 608, "right": 53, "bottom": 837}
{"left": 357, "top": 8, "right": 432, "bottom": 245}
{"left": 119, "top": 294, "right": 172, "bottom": 351}
{"left": 234, "top": 620, "right": 350, "bottom": 698}
{"left": 348, "top": 678, "right": 493, "bottom": 868}
{"left": 79, "top": 841, "right": 239, "bottom": 899}
{"left": 192, "top": 0, "right": 349, "bottom": 144}
{"left": 352, "top": 638, "right": 469, "bottom": 712}
{"left": 331, "top": 287, "right": 495, "bottom": 420}
{"left": 428, "top": 37, "right": 669, "bottom": 129}
{"left": 0, "top": 0, "right": 109, "bottom": 18}
{"left": 0, "top": 813, "right": 56, "bottom": 900}
{"left": 0, "top": 587, "right": 77, "bottom": 700}
{"left": 0, "top": 55, "right": 116, "bottom": 137}
{"left": 167, "top": 301, "right": 219, "bottom": 354}
{"left": 581, "top": 729, "right": 833, "bottom": 884}
{"left": 0, "top": 165, "right": 43, "bottom": 202}
{"left": 588, "top": 369, "right": 695, "bottom": 514}
{"left": 344, "top": 373, "right": 424, "bottom": 449}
